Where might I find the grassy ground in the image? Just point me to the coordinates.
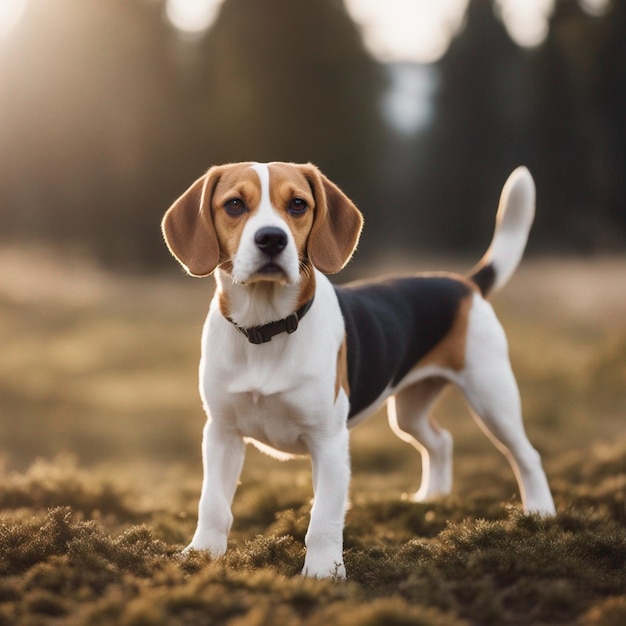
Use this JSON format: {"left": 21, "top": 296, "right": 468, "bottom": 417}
{"left": 0, "top": 247, "right": 624, "bottom": 625}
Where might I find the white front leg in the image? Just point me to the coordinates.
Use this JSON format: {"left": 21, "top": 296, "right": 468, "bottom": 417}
{"left": 185, "top": 419, "right": 245, "bottom": 556}
{"left": 302, "top": 428, "right": 350, "bottom": 578}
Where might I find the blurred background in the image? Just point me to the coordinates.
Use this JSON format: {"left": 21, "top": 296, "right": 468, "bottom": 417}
{"left": 1, "top": 0, "right": 624, "bottom": 268}
{"left": 0, "top": 0, "right": 624, "bottom": 473}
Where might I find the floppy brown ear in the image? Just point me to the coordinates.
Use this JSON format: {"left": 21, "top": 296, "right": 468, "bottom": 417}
{"left": 161, "top": 169, "right": 221, "bottom": 277}
{"left": 304, "top": 165, "right": 364, "bottom": 274}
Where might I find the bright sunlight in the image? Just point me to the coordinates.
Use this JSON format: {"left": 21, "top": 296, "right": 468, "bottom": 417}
{"left": 165, "top": 0, "right": 225, "bottom": 36}
{"left": 0, "top": 0, "right": 26, "bottom": 38}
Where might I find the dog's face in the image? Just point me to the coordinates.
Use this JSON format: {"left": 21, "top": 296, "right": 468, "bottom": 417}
{"left": 162, "top": 162, "right": 363, "bottom": 282}
{"left": 211, "top": 163, "right": 314, "bottom": 285}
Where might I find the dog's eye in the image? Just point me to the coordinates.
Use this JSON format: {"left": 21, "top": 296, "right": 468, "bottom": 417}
{"left": 288, "top": 198, "right": 308, "bottom": 216}
{"left": 224, "top": 199, "right": 247, "bottom": 217}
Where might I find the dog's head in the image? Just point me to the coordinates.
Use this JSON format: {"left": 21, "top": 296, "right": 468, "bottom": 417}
{"left": 161, "top": 162, "right": 363, "bottom": 284}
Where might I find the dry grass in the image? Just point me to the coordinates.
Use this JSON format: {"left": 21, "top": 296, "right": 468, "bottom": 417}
{"left": 0, "top": 246, "right": 625, "bottom": 625}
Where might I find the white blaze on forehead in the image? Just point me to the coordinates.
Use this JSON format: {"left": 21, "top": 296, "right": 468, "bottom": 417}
{"left": 250, "top": 163, "right": 273, "bottom": 219}
{"left": 232, "top": 162, "right": 301, "bottom": 287}
{"left": 245, "top": 162, "right": 290, "bottom": 229}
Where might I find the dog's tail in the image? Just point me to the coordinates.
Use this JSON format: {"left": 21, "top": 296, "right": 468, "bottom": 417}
{"left": 469, "top": 166, "right": 535, "bottom": 297}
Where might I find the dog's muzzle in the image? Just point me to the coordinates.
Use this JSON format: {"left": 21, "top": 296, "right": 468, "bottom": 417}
{"left": 253, "top": 226, "right": 289, "bottom": 276}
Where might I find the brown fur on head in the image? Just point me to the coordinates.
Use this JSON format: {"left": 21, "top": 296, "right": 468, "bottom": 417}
{"left": 161, "top": 162, "right": 363, "bottom": 278}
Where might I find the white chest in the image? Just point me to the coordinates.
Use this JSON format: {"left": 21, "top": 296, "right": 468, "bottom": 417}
{"left": 198, "top": 273, "right": 349, "bottom": 456}
{"left": 229, "top": 389, "right": 313, "bottom": 455}
{"left": 200, "top": 323, "right": 341, "bottom": 456}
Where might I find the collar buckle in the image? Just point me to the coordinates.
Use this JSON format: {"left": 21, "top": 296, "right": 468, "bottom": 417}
{"left": 244, "top": 327, "right": 266, "bottom": 344}
{"left": 285, "top": 313, "right": 299, "bottom": 334}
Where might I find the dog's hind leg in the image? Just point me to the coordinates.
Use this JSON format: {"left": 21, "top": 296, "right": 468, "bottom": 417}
{"left": 387, "top": 377, "right": 453, "bottom": 501}
{"left": 457, "top": 297, "right": 555, "bottom": 515}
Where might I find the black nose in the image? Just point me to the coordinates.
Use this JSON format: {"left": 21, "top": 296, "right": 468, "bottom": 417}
{"left": 255, "top": 227, "right": 288, "bottom": 257}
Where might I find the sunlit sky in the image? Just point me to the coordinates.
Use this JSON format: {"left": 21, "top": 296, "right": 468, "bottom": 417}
{"left": 160, "top": 0, "right": 610, "bottom": 62}
{"left": 0, "top": 0, "right": 26, "bottom": 38}
{"left": 164, "top": 0, "right": 226, "bottom": 36}
{"left": 344, "top": 0, "right": 469, "bottom": 63}
{"left": 0, "top": 0, "right": 612, "bottom": 60}
{"left": 0, "top": 0, "right": 611, "bottom": 136}
{"left": 345, "top": 0, "right": 610, "bottom": 61}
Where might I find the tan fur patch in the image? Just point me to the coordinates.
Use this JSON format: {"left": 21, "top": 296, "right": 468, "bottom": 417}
{"left": 414, "top": 290, "right": 474, "bottom": 371}
{"left": 267, "top": 163, "right": 315, "bottom": 257}
{"left": 211, "top": 164, "right": 262, "bottom": 273}
{"left": 217, "top": 289, "right": 230, "bottom": 320}
{"left": 295, "top": 265, "right": 316, "bottom": 310}
{"left": 335, "top": 336, "right": 350, "bottom": 402}
{"left": 266, "top": 163, "right": 317, "bottom": 307}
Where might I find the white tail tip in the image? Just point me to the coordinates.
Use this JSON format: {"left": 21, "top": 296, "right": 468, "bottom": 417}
{"left": 471, "top": 166, "right": 536, "bottom": 295}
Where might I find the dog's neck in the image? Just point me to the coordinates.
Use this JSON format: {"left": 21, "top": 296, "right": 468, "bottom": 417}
{"left": 215, "top": 266, "right": 316, "bottom": 329}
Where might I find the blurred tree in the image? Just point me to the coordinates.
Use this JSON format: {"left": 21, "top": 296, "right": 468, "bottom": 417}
{"left": 1, "top": 0, "right": 624, "bottom": 268}
{"left": 595, "top": 0, "right": 626, "bottom": 241}
{"left": 528, "top": 0, "right": 626, "bottom": 251}
{"left": 412, "top": 0, "right": 625, "bottom": 255}
{"left": 0, "top": 0, "right": 384, "bottom": 268}
{"left": 0, "top": 0, "right": 177, "bottom": 265}
{"left": 176, "top": 0, "right": 386, "bottom": 259}
{"left": 414, "top": 0, "right": 532, "bottom": 255}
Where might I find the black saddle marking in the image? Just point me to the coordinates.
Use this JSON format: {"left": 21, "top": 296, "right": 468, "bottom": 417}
{"left": 335, "top": 276, "right": 471, "bottom": 419}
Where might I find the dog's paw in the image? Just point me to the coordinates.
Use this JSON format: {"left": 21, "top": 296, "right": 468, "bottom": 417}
{"left": 181, "top": 530, "right": 228, "bottom": 557}
{"left": 302, "top": 554, "right": 346, "bottom": 579}
{"left": 523, "top": 499, "right": 557, "bottom": 517}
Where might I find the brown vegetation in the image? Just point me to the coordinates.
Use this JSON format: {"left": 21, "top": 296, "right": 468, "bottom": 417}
{"left": 0, "top": 249, "right": 624, "bottom": 624}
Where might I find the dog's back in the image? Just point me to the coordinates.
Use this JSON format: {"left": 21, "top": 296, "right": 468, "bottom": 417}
{"left": 336, "top": 275, "right": 471, "bottom": 419}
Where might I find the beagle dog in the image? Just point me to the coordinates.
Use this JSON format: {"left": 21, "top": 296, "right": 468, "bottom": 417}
{"left": 162, "top": 162, "right": 555, "bottom": 578}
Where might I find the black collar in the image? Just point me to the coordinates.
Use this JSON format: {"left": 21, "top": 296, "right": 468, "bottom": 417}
{"left": 226, "top": 297, "right": 314, "bottom": 344}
